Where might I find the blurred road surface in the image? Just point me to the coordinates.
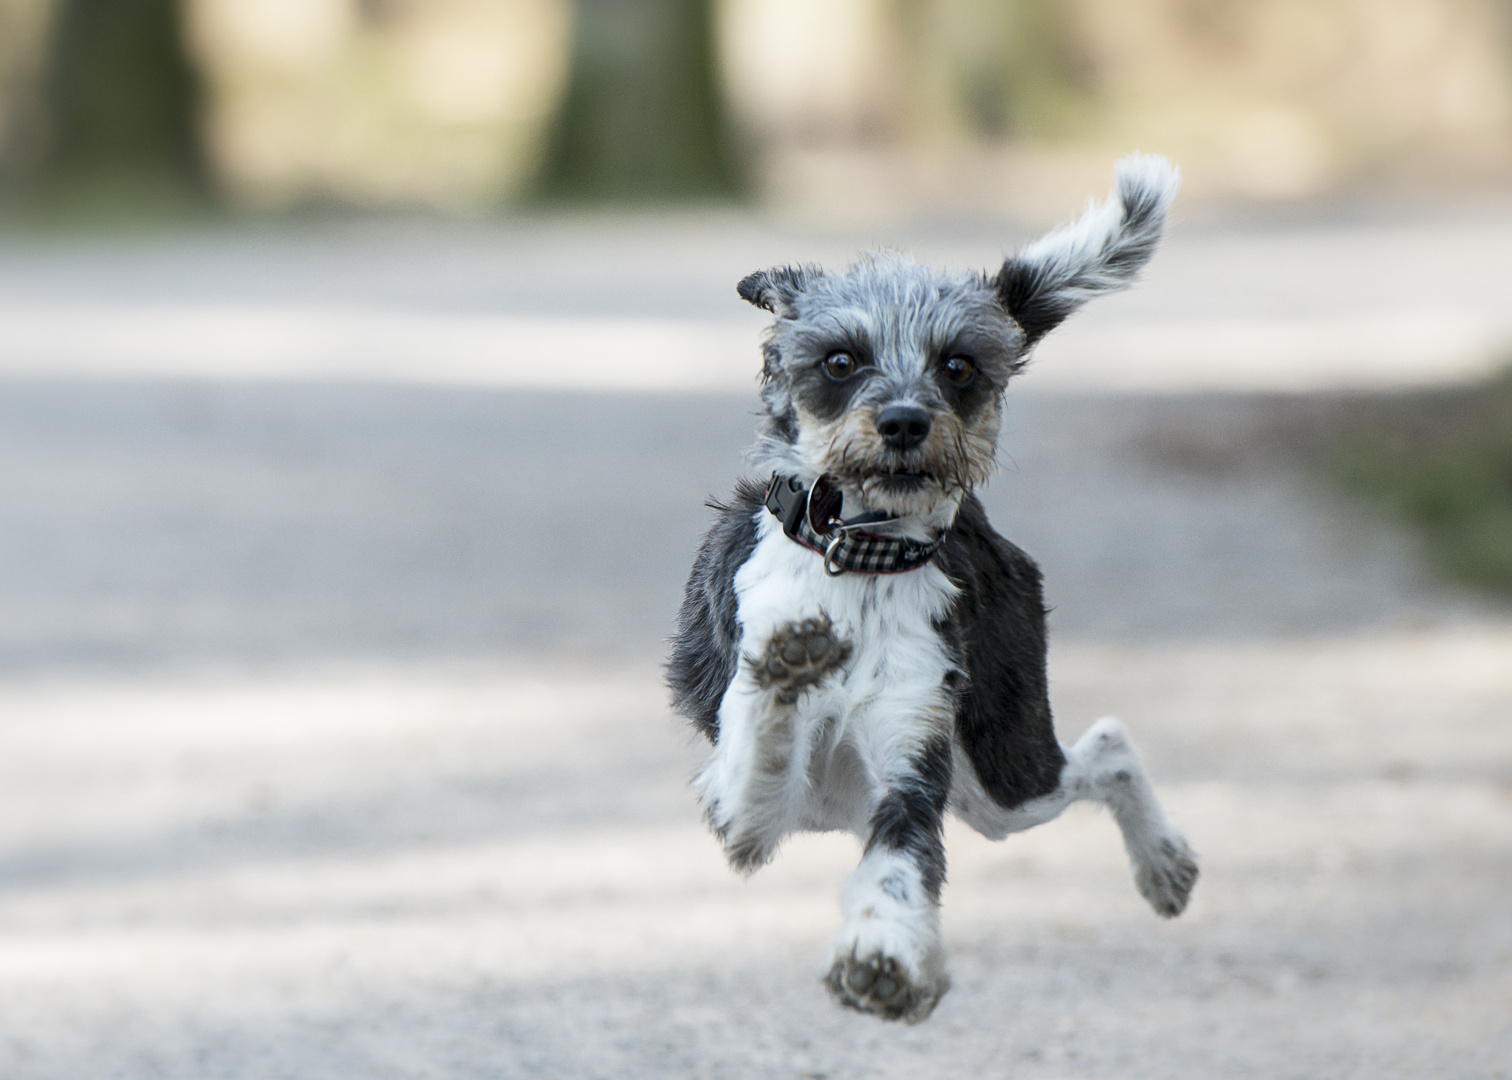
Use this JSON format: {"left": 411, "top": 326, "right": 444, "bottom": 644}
{"left": 0, "top": 208, "right": 1509, "bottom": 1078}
{"left": 0, "top": 385, "right": 1474, "bottom": 675}
{"left": 1, "top": 203, "right": 1510, "bottom": 390}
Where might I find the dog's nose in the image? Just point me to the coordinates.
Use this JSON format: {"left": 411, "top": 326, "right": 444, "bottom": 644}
{"left": 876, "top": 405, "right": 931, "bottom": 450}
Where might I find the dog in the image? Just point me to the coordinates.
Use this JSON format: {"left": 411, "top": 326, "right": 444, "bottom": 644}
{"left": 667, "top": 155, "right": 1198, "bottom": 1024}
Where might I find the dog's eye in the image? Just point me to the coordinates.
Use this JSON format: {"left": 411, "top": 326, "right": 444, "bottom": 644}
{"left": 823, "top": 352, "right": 858, "bottom": 380}
{"left": 943, "top": 355, "right": 976, "bottom": 386}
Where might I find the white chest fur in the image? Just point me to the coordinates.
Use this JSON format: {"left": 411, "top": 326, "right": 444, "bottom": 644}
{"left": 717, "top": 513, "right": 961, "bottom": 835}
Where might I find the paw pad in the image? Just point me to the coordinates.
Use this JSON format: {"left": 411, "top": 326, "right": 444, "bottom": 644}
{"left": 750, "top": 617, "right": 851, "bottom": 702}
{"left": 825, "top": 951, "right": 946, "bottom": 1024}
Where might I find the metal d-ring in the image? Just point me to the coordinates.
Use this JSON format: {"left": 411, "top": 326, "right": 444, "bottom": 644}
{"left": 823, "top": 534, "right": 847, "bottom": 576}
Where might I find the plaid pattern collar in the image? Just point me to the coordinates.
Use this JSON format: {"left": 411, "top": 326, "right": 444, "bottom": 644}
{"left": 764, "top": 473, "right": 945, "bottom": 576}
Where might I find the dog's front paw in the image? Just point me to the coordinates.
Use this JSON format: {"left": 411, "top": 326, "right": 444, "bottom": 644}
{"left": 749, "top": 617, "right": 851, "bottom": 703}
{"left": 825, "top": 949, "right": 948, "bottom": 1024}
{"left": 1134, "top": 833, "right": 1199, "bottom": 918}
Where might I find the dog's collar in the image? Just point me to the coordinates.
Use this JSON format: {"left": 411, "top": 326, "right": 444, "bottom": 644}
{"left": 763, "top": 473, "right": 944, "bottom": 576}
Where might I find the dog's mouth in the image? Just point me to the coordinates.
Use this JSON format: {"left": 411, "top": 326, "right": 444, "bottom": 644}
{"left": 824, "top": 463, "right": 953, "bottom": 518}
{"left": 864, "top": 470, "right": 935, "bottom": 493}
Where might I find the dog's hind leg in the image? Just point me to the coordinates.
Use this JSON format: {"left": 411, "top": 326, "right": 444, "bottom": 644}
{"left": 825, "top": 720, "right": 954, "bottom": 1024}
{"left": 1069, "top": 717, "right": 1199, "bottom": 917}
{"left": 694, "top": 616, "right": 851, "bottom": 872}
{"left": 951, "top": 717, "right": 1198, "bottom": 917}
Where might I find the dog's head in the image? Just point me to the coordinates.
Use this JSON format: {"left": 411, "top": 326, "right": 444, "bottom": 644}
{"left": 741, "top": 154, "right": 1179, "bottom": 523}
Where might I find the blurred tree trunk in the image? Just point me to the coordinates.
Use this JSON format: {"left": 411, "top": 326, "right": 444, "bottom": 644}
{"left": 38, "top": 0, "right": 203, "bottom": 193}
{"left": 538, "top": 0, "right": 736, "bottom": 201}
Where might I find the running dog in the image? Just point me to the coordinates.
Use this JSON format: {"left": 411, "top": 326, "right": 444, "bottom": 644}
{"left": 668, "top": 155, "right": 1198, "bottom": 1023}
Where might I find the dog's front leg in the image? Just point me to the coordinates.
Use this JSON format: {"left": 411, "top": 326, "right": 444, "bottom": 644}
{"left": 826, "top": 728, "right": 953, "bottom": 1024}
{"left": 695, "top": 615, "right": 851, "bottom": 872}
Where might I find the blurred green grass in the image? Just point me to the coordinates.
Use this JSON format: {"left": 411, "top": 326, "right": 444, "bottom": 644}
{"left": 1327, "top": 365, "right": 1512, "bottom": 596}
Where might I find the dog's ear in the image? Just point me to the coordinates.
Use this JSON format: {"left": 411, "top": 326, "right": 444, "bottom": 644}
{"left": 994, "top": 154, "right": 1178, "bottom": 347}
{"left": 737, "top": 265, "right": 817, "bottom": 317}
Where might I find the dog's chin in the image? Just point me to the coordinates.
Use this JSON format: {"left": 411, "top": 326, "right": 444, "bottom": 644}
{"left": 854, "top": 471, "right": 945, "bottom": 517}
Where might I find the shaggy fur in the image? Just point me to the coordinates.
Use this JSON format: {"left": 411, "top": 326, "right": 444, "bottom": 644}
{"left": 668, "top": 155, "right": 1198, "bottom": 1024}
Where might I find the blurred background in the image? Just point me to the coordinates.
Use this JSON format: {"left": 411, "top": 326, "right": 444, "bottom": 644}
{"left": 0, "top": 2, "right": 1510, "bottom": 1078}
{"left": 3, "top": 0, "right": 1512, "bottom": 214}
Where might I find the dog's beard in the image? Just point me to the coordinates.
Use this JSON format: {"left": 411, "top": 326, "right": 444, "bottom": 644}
{"left": 798, "top": 406, "right": 999, "bottom": 519}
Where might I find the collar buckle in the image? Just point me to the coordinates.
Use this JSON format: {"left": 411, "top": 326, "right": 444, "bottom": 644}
{"left": 763, "top": 473, "right": 808, "bottom": 538}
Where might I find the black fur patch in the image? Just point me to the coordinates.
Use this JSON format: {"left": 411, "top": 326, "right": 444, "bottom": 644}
{"left": 666, "top": 479, "right": 765, "bottom": 742}
{"left": 992, "top": 259, "right": 1074, "bottom": 347}
{"left": 937, "top": 495, "right": 1066, "bottom": 808}
{"left": 864, "top": 733, "right": 952, "bottom": 902}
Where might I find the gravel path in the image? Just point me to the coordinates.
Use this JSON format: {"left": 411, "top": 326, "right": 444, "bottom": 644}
{"left": 1, "top": 633, "right": 1508, "bottom": 1078}
{"left": 0, "top": 212, "right": 1509, "bottom": 1077}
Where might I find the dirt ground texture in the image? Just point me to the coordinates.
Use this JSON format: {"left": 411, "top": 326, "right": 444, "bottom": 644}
{"left": 0, "top": 209, "right": 1510, "bottom": 1078}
